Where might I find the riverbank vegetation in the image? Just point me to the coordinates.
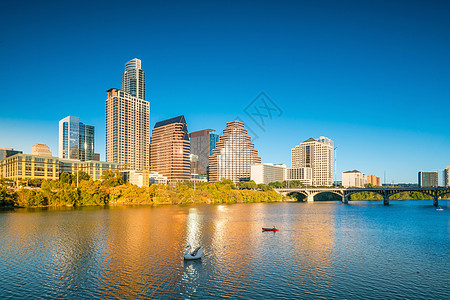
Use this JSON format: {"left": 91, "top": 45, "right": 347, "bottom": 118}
{"left": 0, "top": 174, "right": 438, "bottom": 207}
{"left": 0, "top": 172, "right": 282, "bottom": 207}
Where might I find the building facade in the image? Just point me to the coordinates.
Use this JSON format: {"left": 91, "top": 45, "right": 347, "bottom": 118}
{"left": 105, "top": 88, "right": 149, "bottom": 171}
{"left": 189, "top": 129, "right": 219, "bottom": 175}
{"left": 444, "top": 166, "right": 450, "bottom": 187}
{"left": 0, "top": 154, "right": 60, "bottom": 182}
{"left": 122, "top": 58, "right": 145, "bottom": 100}
{"left": 342, "top": 170, "right": 366, "bottom": 187}
{"left": 366, "top": 174, "right": 381, "bottom": 186}
{"left": 209, "top": 121, "right": 261, "bottom": 183}
{"left": 32, "top": 143, "right": 52, "bottom": 157}
{"left": 251, "top": 163, "right": 286, "bottom": 185}
{"left": 122, "top": 169, "right": 168, "bottom": 187}
{"left": 291, "top": 136, "right": 334, "bottom": 186}
{"left": 0, "top": 153, "right": 119, "bottom": 183}
{"left": 59, "top": 116, "right": 95, "bottom": 161}
{"left": 0, "top": 148, "right": 22, "bottom": 161}
{"left": 418, "top": 171, "right": 438, "bottom": 187}
{"left": 285, "top": 167, "right": 313, "bottom": 186}
{"left": 149, "top": 115, "right": 190, "bottom": 181}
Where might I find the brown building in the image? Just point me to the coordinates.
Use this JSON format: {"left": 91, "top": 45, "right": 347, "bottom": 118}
{"left": 189, "top": 129, "right": 219, "bottom": 175}
{"left": 366, "top": 174, "right": 381, "bottom": 186}
{"left": 150, "top": 115, "right": 190, "bottom": 182}
{"left": 209, "top": 120, "right": 261, "bottom": 183}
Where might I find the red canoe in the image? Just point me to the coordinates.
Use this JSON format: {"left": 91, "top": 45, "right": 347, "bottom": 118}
{"left": 262, "top": 228, "right": 279, "bottom": 231}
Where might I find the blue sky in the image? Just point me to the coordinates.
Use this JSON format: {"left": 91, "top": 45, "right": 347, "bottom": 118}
{"left": 0, "top": 0, "right": 449, "bottom": 183}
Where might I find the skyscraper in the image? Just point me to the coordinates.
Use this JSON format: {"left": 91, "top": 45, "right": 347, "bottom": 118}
{"left": 59, "top": 116, "right": 95, "bottom": 161}
{"left": 122, "top": 58, "right": 145, "bottom": 100}
{"left": 106, "top": 58, "right": 149, "bottom": 171}
{"left": 189, "top": 129, "right": 219, "bottom": 175}
{"left": 149, "top": 115, "right": 190, "bottom": 181}
{"left": 291, "top": 136, "right": 334, "bottom": 186}
{"left": 106, "top": 88, "right": 149, "bottom": 171}
{"left": 209, "top": 120, "right": 261, "bottom": 183}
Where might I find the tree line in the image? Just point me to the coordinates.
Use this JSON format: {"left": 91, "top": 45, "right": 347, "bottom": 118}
{"left": 0, "top": 172, "right": 283, "bottom": 207}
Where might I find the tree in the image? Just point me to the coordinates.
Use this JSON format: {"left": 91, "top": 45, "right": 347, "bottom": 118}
{"left": 269, "top": 181, "right": 283, "bottom": 188}
{"left": 0, "top": 185, "right": 16, "bottom": 206}
{"left": 77, "top": 171, "right": 91, "bottom": 182}
{"left": 238, "top": 180, "right": 257, "bottom": 190}
{"left": 102, "top": 170, "right": 124, "bottom": 187}
{"left": 257, "top": 183, "right": 272, "bottom": 191}
{"left": 60, "top": 172, "right": 73, "bottom": 184}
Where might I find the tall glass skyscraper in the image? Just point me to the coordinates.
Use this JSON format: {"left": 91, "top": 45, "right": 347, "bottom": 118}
{"left": 106, "top": 58, "right": 150, "bottom": 171}
{"left": 189, "top": 129, "right": 219, "bottom": 175}
{"left": 122, "top": 58, "right": 145, "bottom": 100}
{"left": 59, "top": 116, "right": 95, "bottom": 161}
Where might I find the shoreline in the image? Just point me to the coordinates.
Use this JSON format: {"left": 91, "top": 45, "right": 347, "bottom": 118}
{"left": 1, "top": 197, "right": 446, "bottom": 210}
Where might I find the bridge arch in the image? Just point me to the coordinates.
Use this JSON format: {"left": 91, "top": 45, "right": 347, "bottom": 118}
{"left": 344, "top": 190, "right": 385, "bottom": 200}
{"left": 438, "top": 190, "right": 450, "bottom": 198}
{"left": 387, "top": 190, "right": 434, "bottom": 200}
{"left": 312, "top": 191, "right": 344, "bottom": 201}
{"left": 287, "top": 191, "right": 308, "bottom": 202}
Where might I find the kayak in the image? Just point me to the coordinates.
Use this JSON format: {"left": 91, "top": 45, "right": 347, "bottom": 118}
{"left": 262, "top": 228, "right": 279, "bottom": 232}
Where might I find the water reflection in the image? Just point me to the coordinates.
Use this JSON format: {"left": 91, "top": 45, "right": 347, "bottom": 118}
{"left": 0, "top": 202, "right": 448, "bottom": 299}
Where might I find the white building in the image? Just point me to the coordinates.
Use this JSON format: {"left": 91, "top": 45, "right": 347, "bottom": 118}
{"left": 285, "top": 167, "right": 313, "bottom": 186}
{"left": 291, "top": 136, "right": 334, "bottom": 186}
{"left": 251, "top": 163, "right": 286, "bottom": 185}
{"left": 106, "top": 59, "right": 149, "bottom": 171}
{"left": 123, "top": 170, "right": 167, "bottom": 187}
{"left": 250, "top": 164, "right": 313, "bottom": 186}
{"left": 342, "top": 170, "right": 366, "bottom": 187}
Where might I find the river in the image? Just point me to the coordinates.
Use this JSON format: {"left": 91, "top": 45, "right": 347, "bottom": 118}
{"left": 0, "top": 200, "right": 448, "bottom": 299}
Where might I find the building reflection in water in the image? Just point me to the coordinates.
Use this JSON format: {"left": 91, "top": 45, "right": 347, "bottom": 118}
{"left": 96, "top": 206, "right": 189, "bottom": 299}
{"left": 0, "top": 202, "right": 337, "bottom": 298}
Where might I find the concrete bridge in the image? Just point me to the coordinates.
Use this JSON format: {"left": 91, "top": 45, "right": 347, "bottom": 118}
{"left": 275, "top": 187, "right": 450, "bottom": 206}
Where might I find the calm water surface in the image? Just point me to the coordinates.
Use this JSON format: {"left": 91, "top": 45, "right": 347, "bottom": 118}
{"left": 0, "top": 201, "right": 448, "bottom": 299}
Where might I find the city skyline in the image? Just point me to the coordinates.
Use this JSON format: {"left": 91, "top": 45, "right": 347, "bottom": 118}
{"left": 1, "top": 1, "right": 449, "bottom": 183}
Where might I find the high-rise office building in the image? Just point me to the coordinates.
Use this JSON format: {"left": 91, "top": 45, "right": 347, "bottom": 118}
{"left": 189, "top": 129, "right": 219, "bottom": 175}
{"left": 59, "top": 116, "right": 95, "bottom": 161}
{"left": 444, "top": 166, "right": 450, "bottom": 187}
{"left": 149, "top": 115, "right": 190, "bottom": 181}
{"left": 32, "top": 143, "right": 52, "bottom": 157}
{"left": 209, "top": 120, "right": 261, "bottom": 183}
{"left": 418, "top": 171, "right": 438, "bottom": 187}
{"left": 122, "top": 58, "right": 145, "bottom": 100}
{"left": 106, "top": 88, "right": 149, "bottom": 171}
{"left": 0, "top": 148, "right": 22, "bottom": 161}
{"left": 291, "top": 136, "right": 334, "bottom": 186}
